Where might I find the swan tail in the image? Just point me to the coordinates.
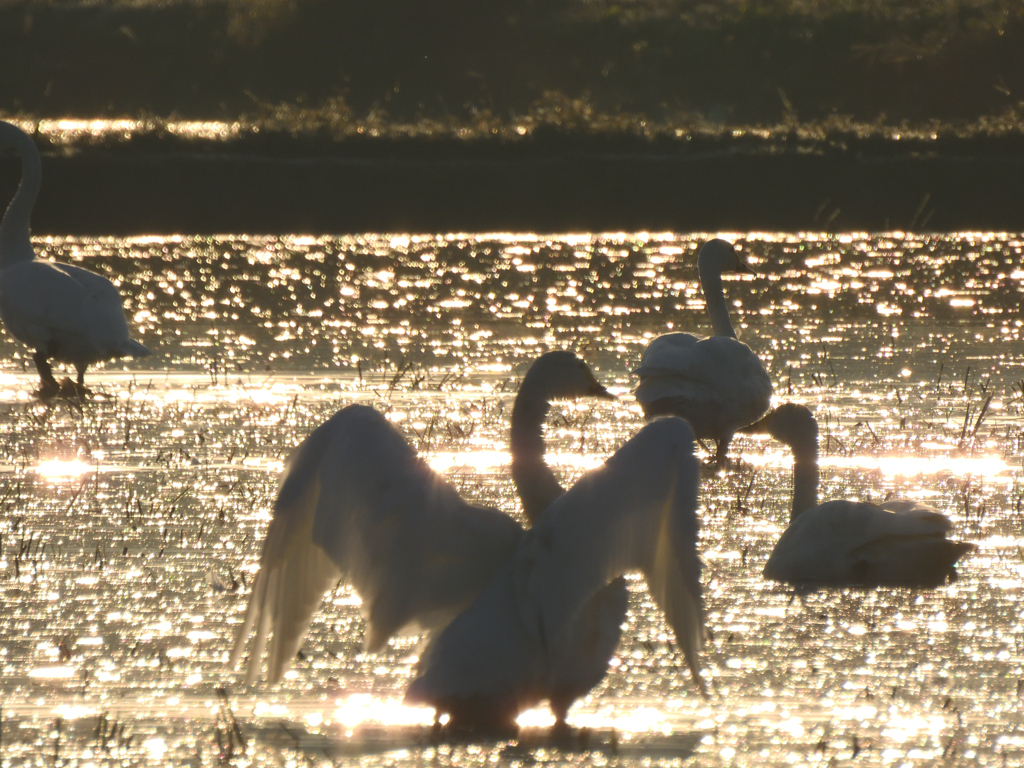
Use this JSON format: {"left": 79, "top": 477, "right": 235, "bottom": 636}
{"left": 852, "top": 535, "right": 975, "bottom": 588}
{"left": 117, "top": 338, "right": 152, "bottom": 358}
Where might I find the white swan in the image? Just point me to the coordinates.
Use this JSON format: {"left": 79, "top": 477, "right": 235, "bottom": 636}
{"left": 507, "top": 351, "right": 630, "bottom": 726}
{"left": 405, "top": 416, "right": 705, "bottom": 731}
{"left": 746, "top": 403, "right": 975, "bottom": 588}
{"left": 634, "top": 238, "right": 771, "bottom": 468}
{"left": 230, "top": 352, "right": 615, "bottom": 690}
{"left": 0, "top": 121, "right": 150, "bottom": 398}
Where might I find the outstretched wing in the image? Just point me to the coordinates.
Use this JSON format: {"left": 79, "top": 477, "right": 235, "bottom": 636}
{"left": 407, "top": 417, "right": 705, "bottom": 710}
{"left": 231, "top": 404, "right": 523, "bottom": 685}
{"left": 519, "top": 417, "right": 705, "bottom": 689}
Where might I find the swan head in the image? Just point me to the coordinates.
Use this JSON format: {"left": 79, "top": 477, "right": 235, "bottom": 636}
{"left": 697, "top": 238, "right": 757, "bottom": 277}
{"left": 518, "top": 351, "right": 613, "bottom": 403}
{"left": 0, "top": 120, "right": 25, "bottom": 148}
{"left": 742, "top": 403, "right": 818, "bottom": 456}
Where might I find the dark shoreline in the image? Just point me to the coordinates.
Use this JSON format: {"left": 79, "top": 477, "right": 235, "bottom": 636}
{"left": 5, "top": 0, "right": 1024, "bottom": 233}
{"left": 3, "top": 136, "right": 1024, "bottom": 235}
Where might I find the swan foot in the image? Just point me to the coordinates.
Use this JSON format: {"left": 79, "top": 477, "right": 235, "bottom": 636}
{"left": 35, "top": 377, "right": 90, "bottom": 402}
{"left": 57, "top": 377, "right": 91, "bottom": 400}
{"left": 508, "top": 723, "right": 608, "bottom": 753}
{"left": 429, "top": 700, "right": 520, "bottom": 742}
{"left": 699, "top": 457, "right": 749, "bottom": 477}
{"left": 34, "top": 379, "right": 62, "bottom": 402}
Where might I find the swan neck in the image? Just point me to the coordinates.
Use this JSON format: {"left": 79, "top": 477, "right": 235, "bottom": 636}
{"left": 698, "top": 261, "right": 736, "bottom": 338}
{"left": 790, "top": 451, "right": 820, "bottom": 522}
{"left": 0, "top": 127, "right": 41, "bottom": 268}
{"left": 510, "top": 388, "right": 563, "bottom": 525}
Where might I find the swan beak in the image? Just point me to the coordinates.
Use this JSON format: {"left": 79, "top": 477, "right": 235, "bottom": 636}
{"left": 590, "top": 382, "right": 615, "bottom": 400}
{"left": 738, "top": 262, "right": 758, "bottom": 276}
{"left": 738, "top": 410, "right": 773, "bottom": 434}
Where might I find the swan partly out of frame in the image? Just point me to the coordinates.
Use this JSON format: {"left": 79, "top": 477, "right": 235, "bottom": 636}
{"left": 746, "top": 403, "right": 975, "bottom": 588}
{"left": 0, "top": 120, "right": 150, "bottom": 398}
{"left": 635, "top": 238, "right": 771, "bottom": 468}
{"left": 405, "top": 416, "right": 705, "bottom": 731}
{"left": 230, "top": 352, "right": 615, "bottom": 699}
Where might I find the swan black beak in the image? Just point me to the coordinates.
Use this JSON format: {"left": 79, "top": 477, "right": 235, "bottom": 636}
{"left": 588, "top": 380, "right": 615, "bottom": 400}
{"left": 739, "top": 409, "right": 773, "bottom": 434}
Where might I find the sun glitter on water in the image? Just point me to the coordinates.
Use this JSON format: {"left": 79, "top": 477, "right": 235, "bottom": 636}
{"left": 35, "top": 458, "right": 92, "bottom": 479}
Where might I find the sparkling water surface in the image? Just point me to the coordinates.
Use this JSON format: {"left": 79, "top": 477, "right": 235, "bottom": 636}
{"left": 0, "top": 232, "right": 1022, "bottom": 765}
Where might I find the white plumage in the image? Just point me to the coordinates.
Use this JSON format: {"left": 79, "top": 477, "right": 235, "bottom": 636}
{"left": 406, "top": 417, "right": 705, "bottom": 728}
{"left": 748, "top": 403, "right": 975, "bottom": 588}
{"left": 230, "top": 404, "right": 523, "bottom": 685}
{"left": 232, "top": 355, "right": 706, "bottom": 731}
{"left": 635, "top": 238, "right": 771, "bottom": 468}
{"left": 233, "top": 352, "right": 671, "bottom": 730}
{"left": 0, "top": 120, "right": 150, "bottom": 398}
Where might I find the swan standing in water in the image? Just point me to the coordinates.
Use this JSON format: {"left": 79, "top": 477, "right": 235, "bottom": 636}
{"left": 0, "top": 121, "right": 150, "bottom": 398}
{"left": 405, "top": 416, "right": 705, "bottom": 732}
{"left": 746, "top": 403, "right": 974, "bottom": 588}
{"left": 231, "top": 354, "right": 621, "bottom": 702}
{"left": 635, "top": 238, "right": 771, "bottom": 468}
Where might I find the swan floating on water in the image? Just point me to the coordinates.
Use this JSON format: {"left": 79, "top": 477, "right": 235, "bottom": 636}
{"left": 231, "top": 353, "right": 695, "bottom": 732}
{"left": 0, "top": 120, "right": 150, "bottom": 398}
{"left": 746, "top": 403, "right": 975, "bottom": 588}
{"left": 634, "top": 238, "right": 771, "bottom": 469}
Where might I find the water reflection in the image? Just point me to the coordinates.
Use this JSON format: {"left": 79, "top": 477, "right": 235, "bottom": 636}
{"left": 0, "top": 232, "right": 1020, "bottom": 763}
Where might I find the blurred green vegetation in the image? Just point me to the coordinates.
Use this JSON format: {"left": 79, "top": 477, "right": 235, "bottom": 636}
{"left": 1, "top": 0, "right": 1023, "bottom": 142}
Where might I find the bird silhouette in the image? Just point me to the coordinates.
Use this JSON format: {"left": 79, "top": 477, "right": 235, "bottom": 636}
{"left": 635, "top": 238, "right": 771, "bottom": 469}
{"left": 0, "top": 120, "right": 150, "bottom": 399}
{"left": 746, "top": 403, "right": 974, "bottom": 588}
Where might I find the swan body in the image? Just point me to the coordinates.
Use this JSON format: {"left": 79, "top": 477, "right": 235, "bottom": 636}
{"left": 635, "top": 238, "right": 771, "bottom": 467}
{"left": 749, "top": 403, "right": 974, "bottom": 588}
{"left": 508, "top": 351, "right": 630, "bottom": 724}
{"left": 406, "top": 417, "right": 706, "bottom": 725}
{"left": 0, "top": 121, "right": 150, "bottom": 396}
{"left": 231, "top": 351, "right": 616, "bottom": 696}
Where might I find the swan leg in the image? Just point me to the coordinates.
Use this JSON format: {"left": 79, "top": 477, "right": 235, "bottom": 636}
{"left": 437, "top": 698, "right": 520, "bottom": 739}
{"left": 65, "top": 363, "right": 91, "bottom": 398}
{"left": 713, "top": 436, "right": 731, "bottom": 470}
{"left": 32, "top": 349, "right": 61, "bottom": 400}
{"left": 549, "top": 697, "right": 571, "bottom": 730}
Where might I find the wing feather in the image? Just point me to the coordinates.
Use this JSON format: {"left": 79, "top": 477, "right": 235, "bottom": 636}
{"left": 765, "top": 499, "right": 971, "bottom": 587}
{"left": 232, "top": 404, "right": 522, "bottom": 685}
{"left": 0, "top": 260, "right": 149, "bottom": 359}
{"left": 634, "top": 334, "right": 771, "bottom": 436}
{"left": 407, "top": 417, "right": 706, "bottom": 709}
{"left": 523, "top": 417, "right": 704, "bottom": 686}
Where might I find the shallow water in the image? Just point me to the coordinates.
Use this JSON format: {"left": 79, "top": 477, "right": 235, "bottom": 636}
{"left": 0, "top": 232, "right": 1022, "bottom": 765}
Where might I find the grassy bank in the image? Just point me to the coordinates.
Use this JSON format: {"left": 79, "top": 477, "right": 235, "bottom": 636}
{"left": 2, "top": 0, "right": 1023, "bottom": 133}
{"left": 3, "top": 0, "right": 1024, "bottom": 233}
